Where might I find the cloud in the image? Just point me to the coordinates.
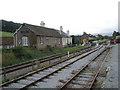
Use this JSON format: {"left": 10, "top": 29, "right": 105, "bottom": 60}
{"left": 0, "top": 0, "right": 119, "bottom": 35}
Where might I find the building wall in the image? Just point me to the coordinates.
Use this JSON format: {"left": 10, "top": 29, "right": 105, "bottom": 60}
{"left": 62, "top": 38, "right": 67, "bottom": 47}
{"left": 36, "top": 36, "right": 62, "bottom": 49}
{"left": 81, "top": 34, "right": 89, "bottom": 44}
{"left": 1, "top": 44, "right": 14, "bottom": 48}
{"left": 62, "top": 37, "right": 72, "bottom": 47}
{"left": 14, "top": 25, "right": 63, "bottom": 49}
{"left": 0, "top": 37, "right": 14, "bottom": 48}
{"left": 14, "top": 25, "right": 70, "bottom": 49}
{"left": 67, "top": 37, "right": 72, "bottom": 45}
{"left": 14, "top": 25, "right": 37, "bottom": 47}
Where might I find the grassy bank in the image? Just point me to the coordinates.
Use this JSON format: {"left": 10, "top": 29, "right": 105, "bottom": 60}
{"left": 0, "top": 31, "right": 13, "bottom": 37}
{"left": 2, "top": 45, "right": 85, "bottom": 67}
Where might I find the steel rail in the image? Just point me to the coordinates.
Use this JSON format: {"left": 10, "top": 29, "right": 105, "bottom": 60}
{"left": 88, "top": 47, "right": 111, "bottom": 89}
{"left": 59, "top": 47, "right": 109, "bottom": 90}
{"left": 1, "top": 46, "right": 101, "bottom": 89}
{"left": 1, "top": 46, "right": 91, "bottom": 75}
{"left": 19, "top": 46, "right": 102, "bottom": 90}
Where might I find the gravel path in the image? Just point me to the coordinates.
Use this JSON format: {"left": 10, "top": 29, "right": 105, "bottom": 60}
{"left": 102, "top": 44, "right": 119, "bottom": 89}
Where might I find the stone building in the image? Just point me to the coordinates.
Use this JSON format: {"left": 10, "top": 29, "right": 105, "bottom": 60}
{"left": 14, "top": 23, "right": 72, "bottom": 49}
{"left": 0, "top": 37, "right": 14, "bottom": 48}
{"left": 80, "top": 32, "right": 89, "bottom": 45}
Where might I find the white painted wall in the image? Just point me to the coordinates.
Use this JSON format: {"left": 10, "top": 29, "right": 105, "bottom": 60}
{"left": 62, "top": 37, "right": 72, "bottom": 47}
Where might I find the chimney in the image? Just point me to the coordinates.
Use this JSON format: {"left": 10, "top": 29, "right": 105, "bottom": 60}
{"left": 67, "top": 30, "right": 69, "bottom": 36}
{"left": 59, "top": 26, "right": 63, "bottom": 34}
{"left": 40, "top": 21, "right": 45, "bottom": 27}
{"left": 83, "top": 32, "right": 87, "bottom": 35}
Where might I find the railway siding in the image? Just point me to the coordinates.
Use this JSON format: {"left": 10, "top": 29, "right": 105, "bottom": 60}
{"left": 1, "top": 45, "right": 103, "bottom": 89}
{"left": 1, "top": 46, "right": 94, "bottom": 82}
{"left": 95, "top": 44, "right": 119, "bottom": 88}
{"left": 59, "top": 47, "right": 110, "bottom": 89}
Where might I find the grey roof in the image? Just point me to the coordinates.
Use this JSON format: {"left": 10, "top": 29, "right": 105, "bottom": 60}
{"left": 81, "top": 32, "right": 89, "bottom": 39}
{"left": 56, "top": 30, "right": 68, "bottom": 37}
{"left": 0, "top": 37, "right": 13, "bottom": 45}
{"left": 24, "top": 23, "right": 62, "bottom": 37}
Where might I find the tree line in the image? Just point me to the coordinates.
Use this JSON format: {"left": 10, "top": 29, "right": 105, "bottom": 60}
{"left": 0, "top": 20, "right": 21, "bottom": 33}
{"left": 112, "top": 31, "right": 120, "bottom": 39}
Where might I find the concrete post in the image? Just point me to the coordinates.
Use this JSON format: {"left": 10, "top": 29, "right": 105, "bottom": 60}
{"left": 68, "top": 51, "right": 70, "bottom": 57}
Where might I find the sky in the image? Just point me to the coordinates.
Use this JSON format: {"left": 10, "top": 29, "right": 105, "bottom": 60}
{"left": 0, "top": 0, "right": 119, "bottom": 35}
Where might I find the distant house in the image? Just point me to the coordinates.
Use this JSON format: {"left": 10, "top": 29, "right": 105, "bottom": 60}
{"left": 0, "top": 37, "right": 14, "bottom": 48}
{"left": 58, "top": 29, "right": 72, "bottom": 47}
{"left": 14, "top": 23, "right": 72, "bottom": 49}
{"left": 80, "top": 32, "right": 89, "bottom": 45}
{"left": 80, "top": 32, "right": 96, "bottom": 46}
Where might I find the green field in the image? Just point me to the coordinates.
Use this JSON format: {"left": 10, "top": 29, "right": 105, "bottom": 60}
{"left": 0, "top": 31, "right": 13, "bottom": 37}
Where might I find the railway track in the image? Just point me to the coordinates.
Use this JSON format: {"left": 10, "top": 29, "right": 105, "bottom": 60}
{"left": 1, "top": 46, "right": 100, "bottom": 81}
{"left": 59, "top": 46, "right": 110, "bottom": 89}
{"left": 1, "top": 45, "right": 104, "bottom": 89}
{"left": 1, "top": 46, "right": 91, "bottom": 75}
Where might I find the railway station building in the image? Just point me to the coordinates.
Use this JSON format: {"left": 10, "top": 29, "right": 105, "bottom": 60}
{"left": 14, "top": 23, "right": 72, "bottom": 49}
{"left": 0, "top": 37, "right": 14, "bottom": 48}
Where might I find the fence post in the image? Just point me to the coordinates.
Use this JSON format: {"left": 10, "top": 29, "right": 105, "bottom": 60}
{"left": 3, "top": 68, "right": 6, "bottom": 81}
{"left": 49, "top": 60, "right": 51, "bottom": 64}
{"left": 36, "top": 60, "right": 40, "bottom": 69}
{"left": 32, "top": 60, "right": 34, "bottom": 70}
{"left": 68, "top": 51, "right": 70, "bottom": 57}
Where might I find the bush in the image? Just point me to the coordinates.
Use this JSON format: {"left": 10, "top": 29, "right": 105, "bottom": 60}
{"left": 12, "top": 46, "right": 33, "bottom": 60}
{"left": 46, "top": 45, "right": 53, "bottom": 52}
{"left": 2, "top": 45, "right": 85, "bottom": 67}
{"left": 2, "top": 48, "right": 11, "bottom": 53}
{"left": 2, "top": 51, "right": 16, "bottom": 66}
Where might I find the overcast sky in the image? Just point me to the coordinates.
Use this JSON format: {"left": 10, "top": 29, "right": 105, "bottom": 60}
{"left": 0, "top": 0, "right": 119, "bottom": 35}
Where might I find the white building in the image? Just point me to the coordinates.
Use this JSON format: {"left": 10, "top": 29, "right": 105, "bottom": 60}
{"left": 58, "top": 27, "right": 72, "bottom": 47}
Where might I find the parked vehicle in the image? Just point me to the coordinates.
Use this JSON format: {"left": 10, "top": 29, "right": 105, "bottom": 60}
{"left": 109, "top": 39, "right": 115, "bottom": 44}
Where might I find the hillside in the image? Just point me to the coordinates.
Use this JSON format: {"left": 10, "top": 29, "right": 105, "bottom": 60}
{"left": 0, "top": 20, "right": 21, "bottom": 33}
{"left": 0, "top": 31, "right": 13, "bottom": 37}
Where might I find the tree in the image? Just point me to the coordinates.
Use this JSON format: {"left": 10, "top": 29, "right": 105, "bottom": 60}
{"left": 1, "top": 20, "right": 21, "bottom": 33}
{"left": 112, "top": 31, "right": 120, "bottom": 39}
{"left": 97, "top": 34, "right": 104, "bottom": 40}
{"left": 71, "top": 35, "right": 81, "bottom": 45}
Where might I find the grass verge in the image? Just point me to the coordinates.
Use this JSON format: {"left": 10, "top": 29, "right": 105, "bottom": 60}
{"left": 0, "top": 31, "right": 13, "bottom": 37}
{"left": 2, "top": 45, "right": 85, "bottom": 67}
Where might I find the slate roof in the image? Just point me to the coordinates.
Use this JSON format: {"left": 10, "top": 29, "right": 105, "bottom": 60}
{"left": 0, "top": 37, "right": 13, "bottom": 45}
{"left": 81, "top": 32, "right": 89, "bottom": 39}
{"left": 24, "top": 23, "right": 62, "bottom": 37}
{"left": 56, "top": 30, "right": 68, "bottom": 37}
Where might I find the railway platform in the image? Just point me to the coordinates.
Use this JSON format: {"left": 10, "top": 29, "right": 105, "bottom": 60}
{"left": 102, "top": 44, "right": 119, "bottom": 89}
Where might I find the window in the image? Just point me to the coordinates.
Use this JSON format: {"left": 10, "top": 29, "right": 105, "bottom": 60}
{"left": 58, "top": 39, "right": 60, "bottom": 44}
{"left": 40, "top": 37, "right": 43, "bottom": 44}
{"left": 22, "top": 36, "right": 28, "bottom": 46}
{"left": 55, "top": 39, "right": 57, "bottom": 44}
{"left": 46, "top": 38, "right": 49, "bottom": 44}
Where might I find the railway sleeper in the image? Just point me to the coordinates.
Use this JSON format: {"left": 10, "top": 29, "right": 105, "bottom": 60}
{"left": 77, "top": 75, "right": 94, "bottom": 79}
{"left": 71, "top": 81, "right": 91, "bottom": 86}
{"left": 7, "top": 83, "right": 26, "bottom": 88}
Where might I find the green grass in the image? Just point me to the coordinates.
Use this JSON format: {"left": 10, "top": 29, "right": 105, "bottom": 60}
{"left": 2, "top": 45, "right": 85, "bottom": 67}
{"left": 63, "top": 46, "right": 84, "bottom": 52}
{"left": 0, "top": 31, "right": 13, "bottom": 37}
{"left": 98, "top": 39, "right": 107, "bottom": 43}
